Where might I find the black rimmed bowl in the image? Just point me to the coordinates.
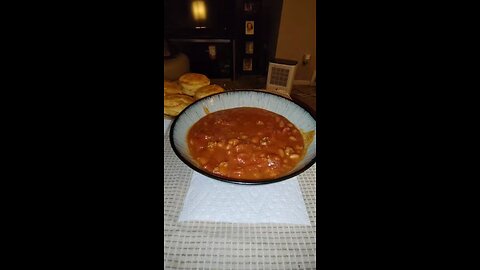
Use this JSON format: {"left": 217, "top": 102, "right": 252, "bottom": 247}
{"left": 169, "top": 90, "right": 316, "bottom": 185}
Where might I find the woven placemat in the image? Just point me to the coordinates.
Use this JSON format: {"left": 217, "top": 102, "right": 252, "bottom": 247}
{"left": 164, "top": 135, "right": 317, "bottom": 269}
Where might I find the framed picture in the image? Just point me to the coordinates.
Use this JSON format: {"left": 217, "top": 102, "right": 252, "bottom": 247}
{"left": 245, "top": 21, "right": 254, "bottom": 35}
{"left": 243, "top": 58, "right": 252, "bottom": 71}
{"left": 244, "top": 2, "right": 253, "bottom": 12}
{"left": 245, "top": 41, "right": 254, "bottom": 54}
{"left": 208, "top": 45, "right": 216, "bottom": 60}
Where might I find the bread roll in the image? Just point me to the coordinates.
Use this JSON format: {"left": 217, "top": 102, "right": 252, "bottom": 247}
{"left": 164, "top": 94, "right": 195, "bottom": 116}
{"left": 194, "top": 84, "right": 225, "bottom": 99}
{"left": 179, "top": 73, "right": 210, "bottom": 96}
{"left": 164, "top": 80, "right": 182, "bottom": 95}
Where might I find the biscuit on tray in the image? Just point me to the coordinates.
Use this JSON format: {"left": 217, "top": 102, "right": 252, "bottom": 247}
{"left": 164, "top": 94, "right": 195, "bottom": 116}
{"left": 194, "top": 84, "right": 225, "bottom": 99}
{"left": 179, "top": 73, "right": 210, "bottom": 96}
{"left": 164, "top": 80, "right": 182, "bottom": 96}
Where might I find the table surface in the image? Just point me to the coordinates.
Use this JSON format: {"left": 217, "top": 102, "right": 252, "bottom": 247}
{"left": 164, "top": 132, "right": 317, "bottom": 269}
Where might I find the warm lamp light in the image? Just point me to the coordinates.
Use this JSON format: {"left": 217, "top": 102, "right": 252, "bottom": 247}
{"left": 191, "top": 0, "right": 207, "bottom": 21}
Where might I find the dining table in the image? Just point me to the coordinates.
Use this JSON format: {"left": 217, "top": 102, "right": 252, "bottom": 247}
{"left": 163, "top": 89, "right": 317, "bottom": 269}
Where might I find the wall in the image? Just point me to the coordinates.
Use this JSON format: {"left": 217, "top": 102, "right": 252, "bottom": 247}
{"left": 275, "top": 0, "right": 316, "bottom": 82}
{"left": 263, "top": 0, "right": 284, "bottom": 63}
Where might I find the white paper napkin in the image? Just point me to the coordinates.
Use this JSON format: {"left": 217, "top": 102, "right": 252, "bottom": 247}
{"left": 178, "top": 172, "right": 311, "bottom": 225}
{"left": 164, "top": 119, "right": 172, "bottom": 135}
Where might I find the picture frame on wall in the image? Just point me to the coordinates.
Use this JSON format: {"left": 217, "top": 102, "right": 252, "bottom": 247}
{"left": 245, "top": 21, "right": 254, "bottom": 35}
{"left": 243, "top": 58, "right": 252, "bottom": 71}
{"left": 245, "top": 41, "right": 254, "bottom": 54}
{"left": 244, "top": 2, "right": 253, "bottom": 12}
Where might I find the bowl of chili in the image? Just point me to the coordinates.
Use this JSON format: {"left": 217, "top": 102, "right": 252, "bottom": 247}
{"left": 169, "top": 90, "right": 316, "bottom": 185}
